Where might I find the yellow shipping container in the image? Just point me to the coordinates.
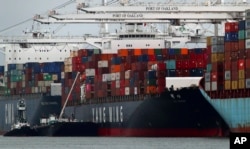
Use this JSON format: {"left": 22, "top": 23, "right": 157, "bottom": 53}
{"left": 239, "top": 70, "right": 245, "bottom": 79}
{"left": 224, "top": 81, "right": 231, "bottom": 90}
{"left": 231, "top": 81, "right": 238, "bottom": 90}
{"left": 207, "top": 37, "right": 211, "bottom": 46}
{"left": 238, "top": 79, "right": 245, "bottom": 89}
{"left": 211, "top": 53, "right": 224, "bottom": 62}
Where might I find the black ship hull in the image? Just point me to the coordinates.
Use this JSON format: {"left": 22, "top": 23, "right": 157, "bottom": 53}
{"left": 35, "top": 122, "right": 98, "bottom": 136}
{"left": 3, "top": 126, "right": 38, "bottom": 136}
{"left": 0, "top": 94, "right": 61, "bottom": 134}
{"left": 61, "top": 87, "right": 229, "bottom": 137}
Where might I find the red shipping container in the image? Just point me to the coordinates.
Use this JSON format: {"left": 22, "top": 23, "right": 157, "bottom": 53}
{"left": 239, "top": 40, "right": 245, "bottom": 50}
{"left": 238, "top": 59, "right": 245, "bottom": 70}
{"left": 176, "top": 60, "right": 183, "bottom": 69}
{"left": 231, "top": 61, "right": 238, "bottom": 71}
{"left": 120, "top": 80, "right": 125, "bottom": 88}
{"left": 189, "top": 60, "right": 197, "bottom": 68}
{"left": 225, "top": 22, "right": 239, "bottom": 32}
{"left": 116, "top": 88, "right": 120, "bottom": 96}
{"left": 120, "top": 87, "right": 125, "bottom": 96}
{"left": 231, "top": 51, "right": 238, "bottom": 61}
{"left": 78, "top": 49, "right": 88, "bottom": 57}
{"left": 211, "top": 72, "right": 218, "bottom": 81}
{"left": 231, "top": 71, "right": 238, "bottom": 80}
{"left": 246, "top": 59, "right": 250, "bottom": 69}
{"left": 197, "top": 59, "right": 206, "bottom": 68}
{"left": 238, "top": 50, "right": 245, "bottom": 59}
{"left": 157, "top": 86, "right": 165, "bottom": 94}
{"left": 245, "top": 69, "right": 250, "bottom": 78}
{"left": 224, "top": 61, "right": 231, "bottom": 70}
{"left": 156, "top": 70, "right": 167, "bottom": 78}
{"left": 157, "top": 78, "right": 166, "bottom": 86}
{"left": 72, "top": 56, "right": 81, "bottom": 64}
{"left": 246, "top": 50, "right": 250, "bottom": 59}
{"left": 148, "top": 55, "right": 157, "bottom": 61}
{"left": 182, "top": 69, "right": 190, "bottom": 76}
{"left": 211, "top": 62, "right": 223, "bottom": 72}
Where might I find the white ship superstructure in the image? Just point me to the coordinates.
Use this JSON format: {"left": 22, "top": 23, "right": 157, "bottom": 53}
{"left": 0, "top": 0, "right": 249, "bottom": 69}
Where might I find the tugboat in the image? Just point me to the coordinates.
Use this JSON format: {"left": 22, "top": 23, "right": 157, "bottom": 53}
{"left": 34, "top": 72, "right": 98, "bottom": 136}
{"left": 3, "top": 98, "right": 38, "bottom": 136}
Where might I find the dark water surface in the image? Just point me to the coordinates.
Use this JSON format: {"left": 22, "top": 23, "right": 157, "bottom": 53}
{"left": 0, "top": 136, "right": 229, "bottom": 149}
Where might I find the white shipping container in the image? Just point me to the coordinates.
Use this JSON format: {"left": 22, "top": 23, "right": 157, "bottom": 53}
{"left": 51, "top": 83, "right": 62, "bottom": 96}
{"left": 32, "top": 87, "right": 39, "bottom": 93}
{"left": 38, "top": 81, "right": 45, "bottom": 87}
{"left": 85, "top": 69, "right": 95, "bottom": 76}
{"left": 45, "top": 81, "right": 53, "bottom": 87}
{"left": 61, "top": 72, "right": 65, "bottom": 79}
{"left": 224, "top": 71, "right": 231, "bottom": 80}
{"left": 16, "top": 64, "right": 24, "bottom": 70}
{"left": 125, "top": 87, "right": 130, "bottom": 95}
{"left": 211, "top": 81, "right": 217, "bottom": 91}
{"left": 115, "top": 80, "right": 120, "bottom": 88}
{"left": 102, "top": 74, "right": 111, "bottom": 82}
{"left": 246, "top": 39, "right": 250, "bottom": 49}
{"left": 98, "top": 60, "right": 108, "bottom": 68}
{"left": 111, "top": 73, "right": 116, "bottom": 81}
{"left": 10, "top": 82, "right": 16, "bottom": 89}
{"left": 205, "top": 82, "right": 211, "bottom": 91}
{"left": 125, "top": 70, "right": 131, "bottom": 79}
{"left": 246, "top": 19, "right": 250, "bottom": 29}
{"left": 41, "top": 86, "right": 47, "bottom": 93}
{"left": 246, "top": 9, "right": 250, "bottom": 19}
{"left": 52, "top": 74, "right": 58, "bottom": 81}
{"left": 134, "top": 87, "right": 138, "bottom": 95}
{"left": 246, "top": 29, "right": 250, "bottom": 39}
{"left": 22, "top": 81, "right": 25, "bottom": 88}
{"left": 205, "top": 73, "right": 210, "bottom": 82}
{"left": 246, "top": 79, "right": 250, "bottom": 88}
{"left": 115, "top": 72, "right": 120, "bottom": 80}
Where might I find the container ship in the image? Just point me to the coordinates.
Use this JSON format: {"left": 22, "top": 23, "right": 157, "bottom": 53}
{"left": 200, "top": 9, "right": 250, "bottom": 133}
{"left": 1, "top": 0, "right": 249, "bottom": 136}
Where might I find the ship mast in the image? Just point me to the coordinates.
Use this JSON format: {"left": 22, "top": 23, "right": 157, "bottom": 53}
{"left": 59, "top": 72, "right": 80, "bottom": 119}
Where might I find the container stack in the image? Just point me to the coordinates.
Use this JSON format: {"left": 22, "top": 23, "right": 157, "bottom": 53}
{"left": 0, "top": 66, "right": 4, "bottom": 87}
{"left": 205, "top": 9, "right": 250, "bottom": 98}
{"left": 62, "top": 49, "right": 102, "bottom": 105}
{"left": 1, "top": 62, "right": 63, "bottom": 96}
{"left": 63, "top": 48, "right": 208, "bottom": 106}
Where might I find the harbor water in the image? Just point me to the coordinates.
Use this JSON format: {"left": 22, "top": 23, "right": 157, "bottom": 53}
{"left": 0, "top": 136, "right": 229, "bottom": 149}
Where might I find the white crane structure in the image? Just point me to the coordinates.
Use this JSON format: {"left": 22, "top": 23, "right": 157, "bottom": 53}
{"left": 0, "top": 0, "right": 249, "bottom": 70}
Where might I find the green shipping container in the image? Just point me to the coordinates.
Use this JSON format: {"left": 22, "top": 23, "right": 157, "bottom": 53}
{"left": 165, "top": 60, "right": 176, "bottom": 69}
{"left": 154, "top": 49, "right": 162, "bottom": 55}
{"left": 206, "top": 64, "right": 212, "bottom": 72}
{"left": 10, "top": 75, "right": 22, "bottom": 82}
{"left": 238, "top": 30, "right": 245, "bottom": 40}
{"left": 43, "top": 74, "right": 52, "bottom": 81}
{"left": 147, "top": 79, "right": 157, "bottom": 86}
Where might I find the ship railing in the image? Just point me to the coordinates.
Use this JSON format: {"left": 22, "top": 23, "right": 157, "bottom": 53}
{"left": 82, "top": 93, "right": 163, "bottom": 105}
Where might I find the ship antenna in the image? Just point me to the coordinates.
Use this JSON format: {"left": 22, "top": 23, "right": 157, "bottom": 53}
{"left": 59, "top": 71, "right": 80, "bottom": 119}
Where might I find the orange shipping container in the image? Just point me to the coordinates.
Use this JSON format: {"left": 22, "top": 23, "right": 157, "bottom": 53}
{"left": 118, "top": 49, "right": 129, "bottom": 57}
{"left": 238, "top": 79, "right": 245, "bottom": 89}
{"left": 181, "top": 48, "right": 188, "bottom": 55}
{"left": 146, "top": 86, "right": 157, "bottom": 94}
{"left": 134, "top": 49, "right": 142, "bottom": 56}
{"left": 111, "top": 65, "right": 121, "bottom": 73}
{"left": 147, "top": 49, "right": 155, "bottom": 55}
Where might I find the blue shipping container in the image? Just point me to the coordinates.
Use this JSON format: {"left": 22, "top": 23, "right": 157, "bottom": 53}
{"left": 239, "top": 20, "right": 245, "bottom": 30}
{"left": 224, "top": 32, "right": 238, "bottom": 42}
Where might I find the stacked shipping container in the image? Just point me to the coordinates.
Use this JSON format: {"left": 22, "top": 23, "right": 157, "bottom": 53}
{"left": 0, "top": 66, "right": 4, "bottom": 87}
{"left": 205, "top": 11, "right": 250, "bottom": 98}
{"left": 0, "top": 62, "right": 63, "bottom": 96}
{"left": 63, "top": 48, "right": 208, "bottom": 106}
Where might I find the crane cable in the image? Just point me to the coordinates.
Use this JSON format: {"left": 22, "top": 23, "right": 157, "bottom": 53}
{"left": 0, "top": 0, "right": 76, "bottom": 34}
